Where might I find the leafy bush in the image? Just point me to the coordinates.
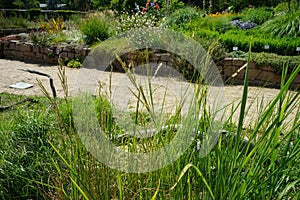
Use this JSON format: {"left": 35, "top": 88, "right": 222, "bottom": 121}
{"left": 29, "top": 30, "right": 83, "bottom": 46}
{"left": 170, "top": 12, "right": 235, "bottom": 35}
{"left": 228, "top": 51, "right": 300, "bottom": 73}
{"left": 180, "top": 29, "right": 225, "bottom": 61}
{"left": 220, "top": 30, "right": 300, "bottom": 55}
{"left": 29, "top": 31, "right": 51, "bottom": 46}
{"left": 79, "top": 15, "right": 114, "bottom": 45}
{"left": 274, "top": 0, "right": 300, "bottom": 13}
{"left": 227, "top": 49, "right": 248, "bottom": 58}
{"left": 251, "top": 52, "right": 300, "bottom": 73}
{"left": 65, "top": 57, "right": 83, "bottom": 68}
{"left": 159, "top": 0, "right": 185, "bottom": 14}
{"left": 198, "top": 38, "right": 227, "bottom": 61}
{"left": 241, "top": 7, "right": 274, "bottom": 25}
{"left": 0, "top": 15, "right": 31, "bottom": 29}
{"left": 62, "top": 30, "right": 84, "bottom": 44}
{"left": 260, "top": 10, "right": 300, "bottom": 37}
{"left": 162, "top": 7, "right": 199, "bottom": 28}
{"left": 191, "top": 29, "right": 220, "bottom": 39}
{"left": 208, "top": 16, "right": 236, "bottom": 33}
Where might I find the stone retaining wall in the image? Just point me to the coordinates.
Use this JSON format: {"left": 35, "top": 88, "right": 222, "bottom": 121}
{"left": 0, "top": 39, "right": 299, "bottom": 89}
{"left": 113, "top": 51, "right": 300, "bottom": 89}
{"left": 0, "top": 39, "right": 90, "bottom": 64}
{"left": 217, "top": 58, "right": 300, "bottom": 89}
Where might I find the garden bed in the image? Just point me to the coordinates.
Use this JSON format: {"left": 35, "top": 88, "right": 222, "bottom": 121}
{"left": 1, "top": 37, "right": 299, "bottom": 89}
{"left": 0, "top": 35, "right": 89, "bottom": 64}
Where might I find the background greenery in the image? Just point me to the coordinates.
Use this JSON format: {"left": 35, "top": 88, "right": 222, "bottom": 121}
{"left": 1, "top": 1, "right": 299, "bottom": 68}
{"left": 0, "top": 0, "right": 299, "bottom": 12}
{"left": 1, "top": 0, "right": 300, "bottom": 199}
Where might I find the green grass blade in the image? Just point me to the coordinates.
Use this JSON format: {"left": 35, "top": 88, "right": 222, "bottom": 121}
{"left": 277, "top": 180, "right": 300, "bottom": 200}
{"left": 170, "top": 163, "right": 215, "bottom": 199}
{"left": 69, "top": 175, "right": 89, "bottom": 200}
{"left": 150, "top": 179, "right": 160, "bottom": 200}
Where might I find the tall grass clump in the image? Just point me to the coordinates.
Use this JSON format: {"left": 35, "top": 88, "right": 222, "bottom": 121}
{"left": 0, "top": 94, "right": 58, "bottom": 199}
{"left": 274, "top": 0, "right": 300, "bottom": 13}
{"left": 172, "top": 61, "right": 300, "bottom": 199}
{"left": 44, "top": 48, "right": 300, "bottom": 199}
{"left": 79, "top": 12, "right": 115, "bottom": 45}
{"left": 260, "top": 10, "right": 300, "bottom": 37}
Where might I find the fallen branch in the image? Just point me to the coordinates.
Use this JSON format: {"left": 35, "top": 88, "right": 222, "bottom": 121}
{"left": 19, "top": 69, "right": 57, "bottom": 99}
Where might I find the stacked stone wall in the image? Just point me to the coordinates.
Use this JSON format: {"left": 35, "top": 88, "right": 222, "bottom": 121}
{"left": 0, "top": 39, "right": 299, "bottom": 89}
{"left": 0, "top": 40, "right": 90, "bottom": 64}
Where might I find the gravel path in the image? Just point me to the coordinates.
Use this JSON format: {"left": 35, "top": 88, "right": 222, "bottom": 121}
{"left": 0, "top": 59, "right": 297, "bottom": 127}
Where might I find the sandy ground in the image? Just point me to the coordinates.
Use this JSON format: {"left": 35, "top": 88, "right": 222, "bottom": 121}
{"left": 0, "top": 59, "right": 298, "bottom": 127}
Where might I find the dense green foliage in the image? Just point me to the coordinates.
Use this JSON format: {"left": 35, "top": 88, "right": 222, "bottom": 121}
{"left": 1, "top": 62, "right": 300, "bottom": 199}
{"left": 79, "top": 12, "right": 114, "bottom": 45}
{"left": 220, "top": 29, "right": 300, "bottom": 56}
{"left": 162, "top": 6, "right": 200, "bottom": 28}
{"left": 0, "top": 15, "right": 31, "bottom": 29}
{"left": 240, "top": 7, "right": 274, "bottom": 25}
{"left": 229, "top": 51, "right": 300, "bottom": 73}
{"left": 163, "top": 6, "right": 300, "bottom": 56}
{"left": 0, "top": 0, "right": 39, "bottom": 9}
{"left": 260, "top": 10, "right": 300, "bottom": 37}
{"left": 1, "top": 0, "right": 299, "bottom": 13}
{"left": 0, "top": 95, "right": 57, "bottom": 199}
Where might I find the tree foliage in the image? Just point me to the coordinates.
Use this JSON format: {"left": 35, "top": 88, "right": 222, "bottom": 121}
{"left": 0, "top": 0, "right": 299, "bottom": 12}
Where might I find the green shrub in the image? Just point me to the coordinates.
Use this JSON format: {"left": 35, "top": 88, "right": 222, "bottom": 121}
{"left": 162, "top": 7, "right": 199, "bottom": 29}
{"left": 65, "top": 57, "right": 83, "bottom": 68}
{"left": 260, "top": 10, "right": 300, "bottom": 37}
{"left": 29, "top": 30, "right": 83, "bottom": 46}
{"left": 220, "top": 30, "right": 300, "bottom": 56}
{"left": 29, "top": 31, "right": 51, "bottom": 46}
{"left": 191, "top": 15, "right": 235, "bottom": 33}
{"left": 192, "top": 29, "right": 220, "bottom": 39}
{"left": 199, "top": 38, "right": 227, "bottom": 61}
{"left": 251, "top": 52, "right": 300, "bottom": 73}
{"left": 160, "top": 0, "right": 185, "bottom": 14}
{"left": 274, "top": 0, "right": 300, "bottom": 13}
{"left": 79, "top": 15, "right": 114, "bottom": 45}
{"left": 0, "top": 15, "right": 31, "bottom": 29}
{"left": 228, "top": 51, "right": 300, "bottom": 73}
{"left": 241, "top": 7, "right": 274, "bottom": 25}
{"left": 182, "top": 29, "right": 226, "bottom": 61}
{"left": 207, "top": 16, "right": 235, "bottom": 33}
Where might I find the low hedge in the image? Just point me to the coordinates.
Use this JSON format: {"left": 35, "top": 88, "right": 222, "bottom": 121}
{"left": 220, "top": 30, "right": 300, "bottom": 56}
{"left": 228, "top": 51, "right": 300, "bottom": 73}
